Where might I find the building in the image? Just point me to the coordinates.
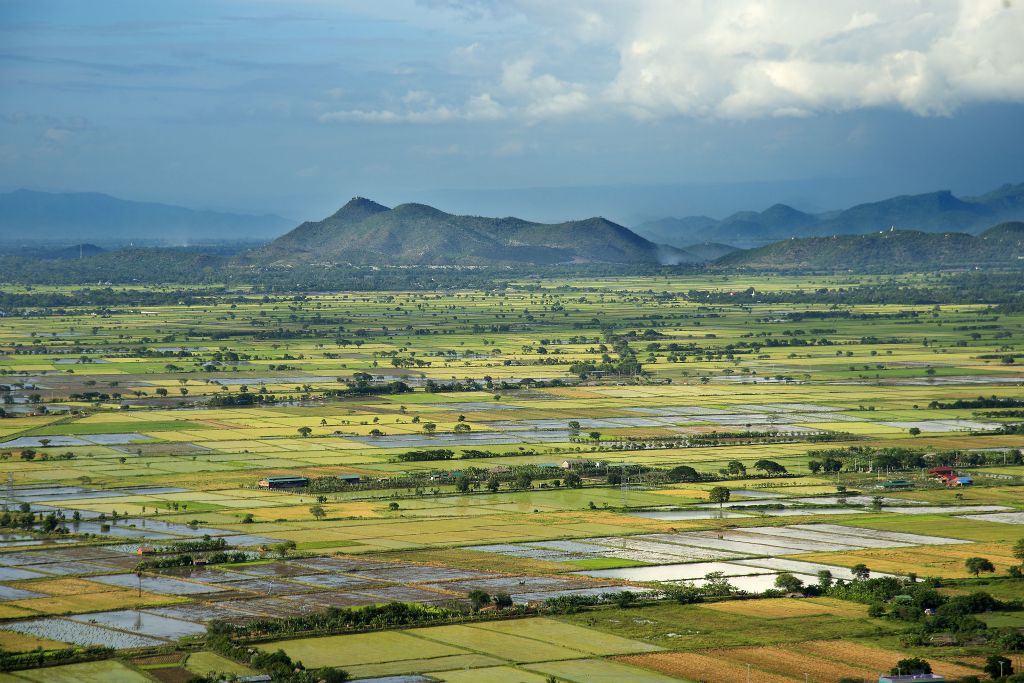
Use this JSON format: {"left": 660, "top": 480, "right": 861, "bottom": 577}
{"left": 336, "top": 474, "right": 361, "bottom": 484}
{"left": 258, "top": 476, "right": 309, "bottom": 489}
{"left": 879, "top": 479, "right": 913, "bottom": 490}
{"left": 878, "top": 675, "right": 944, "bottom": 682}
{"left": 561, "top": 459, "right": 594, "bottom": 470}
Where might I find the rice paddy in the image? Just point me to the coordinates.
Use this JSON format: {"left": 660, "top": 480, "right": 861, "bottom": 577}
{"left": 0, "top": 276, "right": 1021, "bottom": 680}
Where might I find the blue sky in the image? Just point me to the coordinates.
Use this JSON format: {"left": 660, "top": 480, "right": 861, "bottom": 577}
{"left": 1, "top": 0, "right": 1023, "bottom": 225}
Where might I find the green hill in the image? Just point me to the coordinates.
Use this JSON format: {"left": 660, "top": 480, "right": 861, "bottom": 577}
{"left": 717, "top": 223, "right": 1024, "bottom": 271}
{"left": 247, "top": 198, "right": 690, "bottom": 266}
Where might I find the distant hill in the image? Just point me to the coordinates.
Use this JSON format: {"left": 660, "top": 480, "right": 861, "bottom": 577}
{"left": 0, "top": 189, "right": 292, "bottom": 244}
{"left": 246, "top": 197, "right": 700, "bottom": 266}
{"left": 717, "top": 221, "right": 1024, "bottom": 271}
{"left": 635, "top": 182, "right": 1024, "bottom": 248}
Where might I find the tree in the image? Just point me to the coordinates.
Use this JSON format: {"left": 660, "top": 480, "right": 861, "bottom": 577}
{"left": 851, "top": 563, "right": 871, "bottom": 580}
{"left": 453, "top": 422, "right": 471, "bottom": 433}
{"left": 388, "top": 502, "right": 400, "bottom": 511}
{"left": 965, "top": 556, "right": 995, "bottom": 577}
{"left": 667, "top": 465, "right": 699, "bottom": 483}
{"left": 588, "top": 431, "right": 601, "bottom": 442}
{"left": 567, "top": 421, "right": 581, "bottom": 434}
{"left": 908, "top": 427, "right": 921, "bottom": 436}
{"left": 725, "top": 460, "right": 746, "bottom": 476}
{"left": 486, "top": 476, "right": 500, "bottom": 493}
{"left": 422, "top": 422, "right": 437, "bottom": 434}
{"left": 708, "top": 486, "right": 730, "bottom": 510}
{"left": 563, "top": 472, "right": 582, "bottom": 488}
{"left": 455, "top": 477, "right": 470, "bottom": 493}
{"left": 273, "top": 540, "right": 297, "bottom": 558}
{"left": 468, "top": 589, "right": 491, "bottom": 610}
{"left": 984, "top": 655, "right": 1013, "bottom": 678}
{"left": 514, "top": 471, "right": 533, "bottom": 489}
{"left": 890, "top": 658, "right": 931, "bottom": 676}
{"left": 774, "top": 572, "right": 804, "bottom": 593}
{"left": 297, "top": 426, "right": 312, "bottom": 437}
{"left": 309, "top": 504, "right": 326, "bottom": 521}
{"left": 753, "top": 459, "right": 786, "bottom": 476}
{"left": 1013, "top": 537, "right": 1024, "bottom": 563}
{"left": 816, "top": 570, "right": 833, "bottom": 591}
{"left": 493, "top": 592, "right": 513, "bottom": 608}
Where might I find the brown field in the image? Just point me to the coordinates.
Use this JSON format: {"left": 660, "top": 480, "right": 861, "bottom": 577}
{"left": 0, "top": 630, "right": 67, "bottom": 652}
{"left": 617, "top": 651, "right": 796, "bottom": 683}
{"left": 620, "top": 640, "right": 984, "bottom": 682}
{"left": 699, "top": 597, "right": 866, "bottom": 619}
{"left": 798, "top": 542, "right": 1020, "bottom": 579}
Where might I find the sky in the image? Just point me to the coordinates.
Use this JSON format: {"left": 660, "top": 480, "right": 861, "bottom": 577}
{"left": 1, "top": 0, "right": 1023, "bottom": 226}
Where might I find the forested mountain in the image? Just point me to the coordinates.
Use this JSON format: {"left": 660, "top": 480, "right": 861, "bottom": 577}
{"left": 636, "top": 182, "right": 1024, "bottom": 247}
{"left": 716, "top": 221, "right": 1024, "bottom": 271}
{"left": 246, "top": 197, "right": 697, "bottom": 265}
{"left": 0, "top": 190, "right": 291, "bottom": 243}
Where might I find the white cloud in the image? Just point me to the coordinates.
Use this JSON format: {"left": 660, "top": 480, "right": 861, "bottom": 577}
{"left": 44, "top": 128, "right": 73, "bottom": 143}
{"left": 427, "top": 0, "right": 1024, "bottom": 121}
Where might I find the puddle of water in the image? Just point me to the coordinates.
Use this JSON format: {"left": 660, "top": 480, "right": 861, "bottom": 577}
{"left": 2, "top": 618, "right": 167, "bottom": 648}
{"left": 574, "top": 561, "right": 764, "bottom": 581}
{"left": 70, "top": 610, "right": 206, "bottom": 639}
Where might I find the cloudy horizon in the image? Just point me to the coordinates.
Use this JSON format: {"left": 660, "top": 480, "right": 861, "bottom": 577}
{"left": 1, "top": 0, "right": 1023, "bottom": 225}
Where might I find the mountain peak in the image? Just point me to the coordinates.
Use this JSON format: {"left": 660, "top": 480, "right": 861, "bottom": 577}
{"left": 250, "top": 200, "right": 667, "bottom": 265}
{"left": 328, "top": 196, "right": 390, "bottom": 222}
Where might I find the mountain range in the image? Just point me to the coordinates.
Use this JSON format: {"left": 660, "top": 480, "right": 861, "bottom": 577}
{"left": 0, "top": 190, "right": 292, "bottom": 244}
{"left": 245, "top": 197, "right": 717, "bottom": 266}
{"left": 635, "top": 182, "right": 1024, "bottom": 248}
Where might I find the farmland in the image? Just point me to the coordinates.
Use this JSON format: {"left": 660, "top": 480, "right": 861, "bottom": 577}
{"left": 0, "top": 274, "right": 1022, "bottom": 681}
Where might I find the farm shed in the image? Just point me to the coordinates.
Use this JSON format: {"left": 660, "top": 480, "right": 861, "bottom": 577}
{"left": 878, "top": 674, "right": 944, "bottom": 682}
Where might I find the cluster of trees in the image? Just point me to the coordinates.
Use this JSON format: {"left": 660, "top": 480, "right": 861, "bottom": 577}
{"left": 396, "top": 449, "right": 454, "bottom": 462}
{"left": 929, "top": 395, "right": 1024, "bottom": 410}
{"left": 828, "top": 575, "right": 1024, "bottom": 650}
{"left": 209, "top": 601, "right": 459, "bottom": 641}
{"left": 204, "top": 630, "right": 349, "bottom": 683}
{"left": 324, "top": 374, "right": 412, "bottom": 397}
{"left": 207, "top": 391, "right": 278, "bottom": 406}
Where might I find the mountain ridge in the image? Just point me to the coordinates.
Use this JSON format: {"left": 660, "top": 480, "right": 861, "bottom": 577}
{"left": 0, "top": 189, "right": 292, "bottom": 243}
{"left": 636, "top": 182, "right": 1024, "bottom": 247}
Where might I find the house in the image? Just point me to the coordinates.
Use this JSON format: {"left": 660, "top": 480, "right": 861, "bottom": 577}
{"left": 561, "top": 459, "right": 594, "bottom": 470}
{"left": 928, "top": 466, "right": 955, "bottom": 478}
{"left": 878, "top": 675, "right": 944, "bottom": 682}
{"left": 947, "top": 476, "right": 973, "bottom": 487}
{"left": 258, "top": 476, "right": 309, "bottom": 489}
{"left": 489, "top": 465, "right": 512, "bottom": 474}
{"left": 135, "top": 546, "right": 156, "bottom": 555}
{"left": 336, "top": 474, "right": 361, "bottom": 484}
{"left": 879, "top": 479, "right": 913, "bottom": 490}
